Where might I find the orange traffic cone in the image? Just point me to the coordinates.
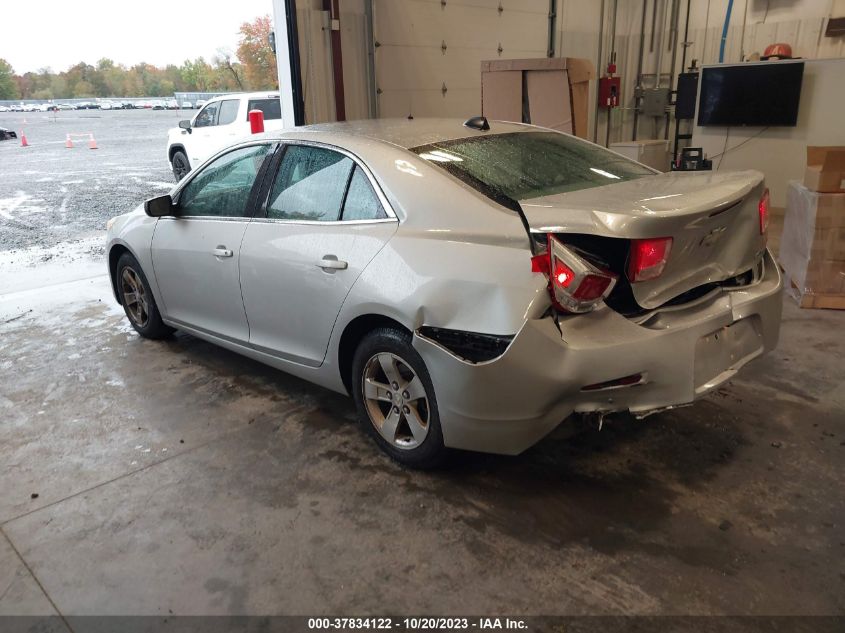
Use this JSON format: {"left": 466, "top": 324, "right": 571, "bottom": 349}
{"left": 20, "top": 132, "right": 29, "bottom": 147}
{"left": 65, "top": 134, "right": 73, "bottom": 148}
{"left": 88, "top": 134, "right": 98, "bottom": 150}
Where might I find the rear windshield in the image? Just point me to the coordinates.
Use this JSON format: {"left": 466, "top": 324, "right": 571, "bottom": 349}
{"left": 411, "top": 131, "right": 654, "bottom": 203}
{"left": 247, "top": 98, "right": 282, "bottom": 121}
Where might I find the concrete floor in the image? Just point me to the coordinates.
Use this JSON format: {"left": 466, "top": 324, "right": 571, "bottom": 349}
{"left": 0, "top": 265, "right": 843, "bottom": 619}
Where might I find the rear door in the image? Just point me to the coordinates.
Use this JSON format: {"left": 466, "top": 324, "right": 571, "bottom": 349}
{"left": 239, "top": 142, "right": 397, "bottom": 366}
{"left": 151, "top": 142, "right": 274, "bottom": 342}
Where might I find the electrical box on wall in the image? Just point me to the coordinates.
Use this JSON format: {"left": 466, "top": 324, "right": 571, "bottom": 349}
{"left": 598, "top": 76, "right": 621, "bottom": 109}
{"left": 641, "top": 88, "right": 670, "bottom": 117}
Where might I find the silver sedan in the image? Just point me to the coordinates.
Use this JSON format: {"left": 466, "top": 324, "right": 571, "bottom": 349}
{"left": 106, "top": 118, "right": 783, "bottom": 468}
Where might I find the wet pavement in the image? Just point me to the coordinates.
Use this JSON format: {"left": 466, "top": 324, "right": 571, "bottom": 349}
{"left": 0, "top": 251, "right": 843, "bottom": 618}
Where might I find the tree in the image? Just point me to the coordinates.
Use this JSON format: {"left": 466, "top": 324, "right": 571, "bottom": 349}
{"left": 214, "top": 48, "right": 243, "bottom": 91}
{"left": 0, "top": 59, "right": 19, "bottom": 99}
{"left": 180, "top": 58, "right": 216, "bottom": 92}
{"left": 237, "top": 15, "right": 278, "bottom": 90}
{"left": 73, "top": 80, "right": 94, "bottom": 98}
{"left": 0, "top": 17, "right": 275, "bottom": 100}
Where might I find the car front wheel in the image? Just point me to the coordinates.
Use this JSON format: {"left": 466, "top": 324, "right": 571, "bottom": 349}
{"left": 116, "top": 253, "right": 174, "bottom": 340}
{"left": 171, "top": 150, "right": 190, "bottom": 182}
{"left": 352, "top": 327, "right": 447, "bottom": 469}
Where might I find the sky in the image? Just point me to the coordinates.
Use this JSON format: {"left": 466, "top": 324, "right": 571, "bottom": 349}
{"left": 2, "top": 0, "right": 276, "bottom": 74}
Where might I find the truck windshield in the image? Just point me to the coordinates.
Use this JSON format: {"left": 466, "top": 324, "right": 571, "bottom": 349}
{"left": 411, "top": 131, "right": 654, "bottom": 203}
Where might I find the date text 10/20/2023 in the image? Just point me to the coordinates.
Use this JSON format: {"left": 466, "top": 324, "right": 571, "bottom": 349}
{"left": 307, "top": 617, "right": 529, "bottom": 630}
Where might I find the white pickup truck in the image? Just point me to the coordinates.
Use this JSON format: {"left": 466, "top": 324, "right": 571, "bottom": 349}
{"left": 166, "top": 92, "right": 284, "bottom": 181}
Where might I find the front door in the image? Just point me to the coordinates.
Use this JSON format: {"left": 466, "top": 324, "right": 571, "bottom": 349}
{"left": 151, "top": 143, "right": 273, "bottom": 343}
{"left": 239, "top": 143, "right": 397, "bottom": 366}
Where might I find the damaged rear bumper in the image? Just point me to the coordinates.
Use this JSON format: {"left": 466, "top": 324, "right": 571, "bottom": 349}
{"left": 413, "top": 249, "right": 783, "bottom": 455}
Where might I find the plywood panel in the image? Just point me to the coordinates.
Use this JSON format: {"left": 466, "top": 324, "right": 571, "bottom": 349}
{"left": 300, "top": 7, "right": 335, "bottom": 123}
{"left": 526, "top": 70, "right": 572, "bottom": 132}
{"left": 751, "top": 22, "right": 779, "bottom": 56}
{"left": 775, "top": 20, "right": 801, "bottom": 52}
{"left": 482, "top": 70, "right": 523, "bottom": 122}
{"left": 340, "top": 10, "right": 372, "bottom": 120}
{"left": 794, "top": 19, "right": 824, "bottom": 59}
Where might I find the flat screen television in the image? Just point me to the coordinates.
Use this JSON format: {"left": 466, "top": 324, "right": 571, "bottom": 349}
{"left": 697, "top": 62, "right": 804, "bottom": 127}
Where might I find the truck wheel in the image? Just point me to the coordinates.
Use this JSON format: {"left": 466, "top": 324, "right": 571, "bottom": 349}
{"left": 171, "top": 150, "right": 190, "bottom": 182}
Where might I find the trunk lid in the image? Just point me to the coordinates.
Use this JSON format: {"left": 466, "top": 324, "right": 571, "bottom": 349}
{"left": 519, "top": 170, "right": 767, "bottom": 309}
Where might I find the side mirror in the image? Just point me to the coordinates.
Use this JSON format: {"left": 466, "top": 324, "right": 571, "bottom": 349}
{"left": 144, "top": 194, "right": 175, "bottom": 217}
{"left": 178, "top": 119, "right": 192, "bottom": 133}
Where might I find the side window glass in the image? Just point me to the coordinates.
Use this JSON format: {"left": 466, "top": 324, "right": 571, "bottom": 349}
{"left": 178, "top": 144, "right": 272, "bottom": 218}
{"left": 267, "top": 146, "right": 353, "bottom": 221}
{"left": 342, "top": 167, "right": 387, "bottom": 221}
{"left": 246, "top": 98, "right": 282, "bottom": 121}
{"left": 194, "top": 102, "right": 219, "bottom": 127}
{"left": 217, "top": 99, "right": 239, "bottom": 126}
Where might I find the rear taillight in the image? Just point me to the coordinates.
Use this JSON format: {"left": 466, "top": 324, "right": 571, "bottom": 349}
{"left": 532, "top": 235, "right": 617, "bottom": 314}
{"left": 759, "top": 188, "right": 770, "bottom": 236}
{"left": 627, "top": 237, "right": 673, "bottom": 283}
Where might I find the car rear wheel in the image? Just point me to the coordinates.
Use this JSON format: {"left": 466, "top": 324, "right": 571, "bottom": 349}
{"left": 171, "top": 150, "right": 190, "bottom": 182}
{"left": 116, "top": 253, "right": 174, "bottom": 340}
{"left": 352, "top": 327, "right": 447, "bottom": 469}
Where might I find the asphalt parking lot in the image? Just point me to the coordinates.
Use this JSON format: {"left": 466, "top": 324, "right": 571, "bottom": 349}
{"left": 1, "top": 111, "right": 844, "bottom": 623}
{"left": 0, "top": 109, "right": 178, "bottom": 251}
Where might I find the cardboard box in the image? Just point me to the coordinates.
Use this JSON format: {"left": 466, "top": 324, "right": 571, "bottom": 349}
{"left": 804, "top": 146, "right": 845, "bottom": 193}
{"left": 813, "top": 191, "right": 845, "bottom": 229}
{"left": 779, "top": 181, "right": 845, "bottom": 309}
{"left": 805, "top": 259, "right": 845, "bottom": 294}
{"left": 810, "top": 227, "right": 845, "bottom": 261}
{"left": 480, "top": 58, "right": 595, "bottom": 139}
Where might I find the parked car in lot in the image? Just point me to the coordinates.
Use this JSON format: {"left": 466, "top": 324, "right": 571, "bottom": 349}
{"left": 98, "top": 101, "right": 114, "bottom": 110}
{"left": 0, "top": 127, "right": 17, "bottom": 140}
{"left": 108, "top": 118, "right": 783, "bottom": 468}
{"left": 56, "top": 103, "right": 75, "bottom": 111}
{"left": 166, "top": 91, "right": 284, "bottom": 181}
{"left": 181, "top": 101, "right": 194, "bottom": 110}
{"left": 0, "top": 106, "right": 9, "bottom": 112}
{"left": 151, "top": 100, "right": 166, "bottom": 110}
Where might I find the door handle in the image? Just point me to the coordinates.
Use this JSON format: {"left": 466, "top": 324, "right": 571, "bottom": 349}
{"left": 317, "top": 257, "right": 348, "bottom": 270}
{"left": 213, "top": 247, "right": 233, "bottom": 258}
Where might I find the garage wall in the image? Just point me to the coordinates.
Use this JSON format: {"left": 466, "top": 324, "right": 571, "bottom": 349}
{"left": 281, "top": 0, "right": 844, "bottom": 143}
{"left": 596, "top": 0, "right": 845, "bottom": 148}
{"left": 691, "top": 57, "right": 845, "bottom": 208}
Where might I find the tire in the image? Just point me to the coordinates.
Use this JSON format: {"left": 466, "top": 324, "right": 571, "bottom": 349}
{"left": 115, "top": 252, "right": 174, "bottom": 340}
{"left": 351, "top": 327, "right": 447, "bottom": 469}
{"left": 171, "top": 150, "right": 190, "bottom": 182}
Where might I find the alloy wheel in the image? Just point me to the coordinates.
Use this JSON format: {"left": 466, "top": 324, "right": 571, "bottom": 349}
{"left": 121, "top": 267, "right": 150, "bottom": 328}
{"left": 362, "top": 352, "right": 430, "bottom": 450}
